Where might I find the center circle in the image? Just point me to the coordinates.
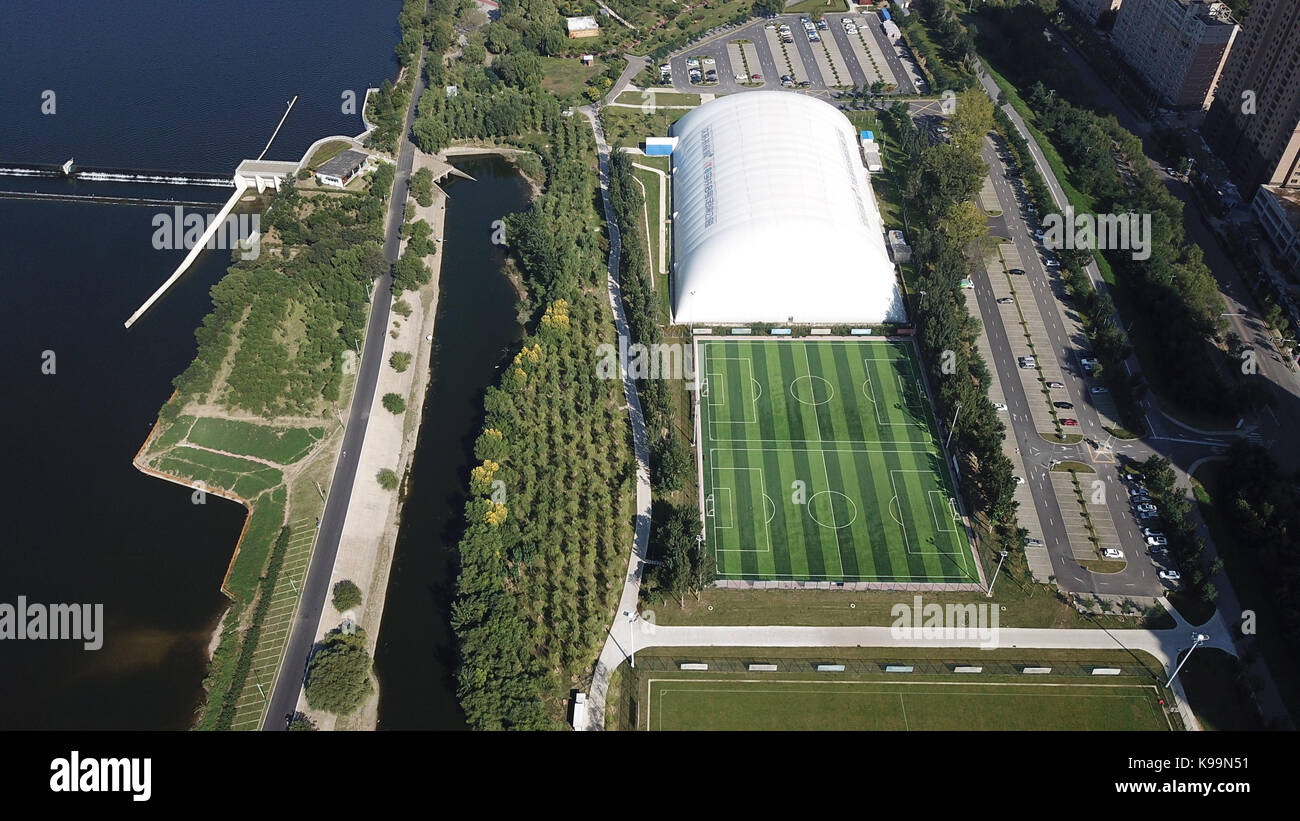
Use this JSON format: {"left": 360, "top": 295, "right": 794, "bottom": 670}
{"left": 807, "top": 491, "right": 858, "bottom": 529}
{"left": 790, "top": 375, "right": 834, "bottom": 405}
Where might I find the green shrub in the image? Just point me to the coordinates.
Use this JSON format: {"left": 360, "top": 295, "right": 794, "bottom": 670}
{"left": 377, "top": 468, "right": 400, "bottom": 491}
{"left": 382, "top": 393, "right": 406, "bottom": 414}
{"left": 390, "top": 352, "right": 412, "bottom": 373}
{"left": 332, "top": 579, "right": 363, "bottom": 612}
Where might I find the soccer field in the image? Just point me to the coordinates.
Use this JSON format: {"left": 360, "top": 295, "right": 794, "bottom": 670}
{"left": 697, "top": 338, "right": 979, "bottom": 583}
{"left": 646, "top": 678, "right": 1174, "bottom": 731}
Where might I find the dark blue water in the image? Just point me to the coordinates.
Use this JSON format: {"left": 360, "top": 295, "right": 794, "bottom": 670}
{"left": 375, "top": 156, "right": 529, "bottom": 730}
{"left": 0, "top": 0, "right": 400, "bottom": 729}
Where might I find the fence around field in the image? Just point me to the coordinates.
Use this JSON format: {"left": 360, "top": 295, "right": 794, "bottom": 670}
{"left": 631, "top": 653, "right": 1163, "bottom": 679}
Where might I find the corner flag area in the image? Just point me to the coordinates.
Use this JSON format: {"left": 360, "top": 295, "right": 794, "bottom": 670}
{"left": 696, "top": 338, "right": 980, "bottom": 584}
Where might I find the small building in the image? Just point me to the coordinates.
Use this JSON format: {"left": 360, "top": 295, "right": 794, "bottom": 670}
{"left": 645, "top": 136, "right": 677, "bottom": 156}
{"left": 864, "top": 146, "right": 883, "bottom": 173}
{"left": 566, "top": 16, "right": 600, "bottom": 38}
{"left": 445, "top": 85, "right": 459, "bottom": 97}
{"left": 580, "top": 53, "right": 595, "bottom": 66}
{"left": 315, "top": 149, "right": 368, "bottom": 188}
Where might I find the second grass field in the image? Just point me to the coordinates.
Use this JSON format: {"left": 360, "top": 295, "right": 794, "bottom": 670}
{"left": 697, "top": 338, "right": 979, "bottom": 583}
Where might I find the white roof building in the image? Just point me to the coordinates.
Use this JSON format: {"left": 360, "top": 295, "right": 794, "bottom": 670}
{"left": 669, "top": 91, "right": 906, "bottom": 325}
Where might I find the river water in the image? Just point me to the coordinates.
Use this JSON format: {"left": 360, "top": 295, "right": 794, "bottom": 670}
{"left": 0, "top": 0, "right": 518, "bottom": 729}
{"left": 375, "top": 156, "right": 529, "bottom": 730}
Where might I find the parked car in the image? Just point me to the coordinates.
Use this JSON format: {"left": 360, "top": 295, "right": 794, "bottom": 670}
{"left": 1025, "top": 538, "right": 1045, "bottom": 547}
{"left": 1138, "top": 509, "right": 1161, "bottom": 520}
{"left": 1146, "top": 535, "right": 1168, "bottom": 547}
{"left": 1046, "top": 381, "right": 1065, "bottom": 389}
{"left": 1008, "top": 268, "right": 1026, "bottom": 276}
{"left": 1136, "top": 502, "right": 1159, "bottom": 514}
{"left": 1044, "top": 258, "right": 1061, "bottom": 268}
{"left": 997, "top": 297, "right": 1014, "bottom": 304}
{"left": 1142, "top": 527, "right": 1164, "bottom": 538}
{"left": 1159, "top": 570, "right": 1182, "bottom": 582}
{"left": 1080, "top": 357, "right": 1099, "bottom": 367}
{"left": 1102, "top": 548, "right": 1124, "bottom": 560}
{"left": 1054, "top": 401, "right": 1074, "bottom": 409}
{"left": 1127, "top": 485, "right": 1148, "bottom": 497}
{"left": 1089, "top": 385, "right": 1108, "bottom": 394}
{"left": 751, "top": 73, "right": 762, "bottom": 80}
{"left": 994, "top": 402, "right": 1008, "bottom": 411}
{"left": 1014, "top": 476, "right": 1025, "bottom": 485}
{"left": 1061, "top": 418, "right": 1078, "bottom": 426}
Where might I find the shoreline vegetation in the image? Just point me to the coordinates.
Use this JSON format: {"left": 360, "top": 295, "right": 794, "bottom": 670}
{"left": 136, "top": 0, "right": 431, "bottom": 730}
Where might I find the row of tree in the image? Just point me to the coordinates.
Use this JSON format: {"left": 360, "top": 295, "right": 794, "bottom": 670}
{"left": 885, "top": 93, "right": 1019, "bottom": 531}
{"left": 451, "top": 113, "right": 636, "bottom": 729}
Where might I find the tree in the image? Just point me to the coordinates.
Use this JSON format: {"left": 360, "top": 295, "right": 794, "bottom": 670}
{"left": 382, "top": 393, "right": 406, "bottom": 414}
{"left": 753, "top": 0, "right": 782, "bottom": 16}
{"left": 390, "top": 351, "right": 413, "bottom": 372}
{"left": 286, "top": 712, "right": 317, "bottom": 731}
{"left": 332, "top": 580, "right": 363, "bottom": 612}
{"left": 304, "top": 629, "right": 373, "bottom": 715}
{"left": 409, "top": 167, "right": 434, "bottom": 207}
{"left": 650, "top": 435, "right": 690, "bottom": 491}
{"left": 377, "top": 467, "right": 400, "bottom": 490}
{"left": 496, "top": 53, "right": 544, "bottom": 90}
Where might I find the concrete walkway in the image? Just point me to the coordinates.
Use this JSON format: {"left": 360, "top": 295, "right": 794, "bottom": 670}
{"left": 580, "top": 103, "right": 653, "bottom": 731}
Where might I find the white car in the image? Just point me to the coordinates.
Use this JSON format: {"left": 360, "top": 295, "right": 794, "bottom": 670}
{"left": 1146, "top": 535, "right": 1168, "bottom": 547}
{"left": 1142, "top": 527, "right": 1164, "bottom": 538}
{"left": 1159, "top": 570, "right": 1182, "bottom": 582}
{"left": 1102, "top": 548, "right": 1124, "bottom": 560}
{"left": 993, "top": 402, "right": 1008, "bottom": 411}
{"left": 1014, "top": 476, "right": 1025, "bottom": 485}
{"left": 1135, "top": 502, "right": 1158, "bottom": 514}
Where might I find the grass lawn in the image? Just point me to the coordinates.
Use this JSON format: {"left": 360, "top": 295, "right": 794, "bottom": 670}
{"left": 305, "top": 140, "right": 352, "bottom": 170}
{"left": 635, "top": 0, "right": 754, "bottom": 56}
{"left": 222, "top": 485, "right": 287, "bottom": 600}
{"left": 186, "top": 417, "right": 324, "bottom": 464}
{"left": 784, "top": 0, "right": 849, "bottom": 14}
{"left": 698, "top": 338, "right": 979, "bottom": 583}
{"left": 615, "top": 90, "right": 701, "bottom": 107}
{"left": 155, "top": 446, "right": 284, "bottom": 500}
{"left": 601, "top": 106, "right": 690, "bottom": 150}
{"left": 540, "top": 56, "right": 604, "bottom": 98}
{"left": 645, "top": 676, "right": 1172, "bottom": 730}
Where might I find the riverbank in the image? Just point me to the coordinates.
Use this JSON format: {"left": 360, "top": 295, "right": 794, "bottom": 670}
{"left": 296, "top": 149, "right": 450, "bottom": 730}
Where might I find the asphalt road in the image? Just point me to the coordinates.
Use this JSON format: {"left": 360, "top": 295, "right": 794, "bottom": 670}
{"left": 260, "top": 51, "right": 427, "bottom": 731}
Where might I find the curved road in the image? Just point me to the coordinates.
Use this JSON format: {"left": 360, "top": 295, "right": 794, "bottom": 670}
{"left": 260, "top": 50, "right": 428, "bottom": 731}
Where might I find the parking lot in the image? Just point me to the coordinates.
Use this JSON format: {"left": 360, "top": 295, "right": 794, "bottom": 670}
{"left": 666, "top": 11, "right": 924, "bottom": 98}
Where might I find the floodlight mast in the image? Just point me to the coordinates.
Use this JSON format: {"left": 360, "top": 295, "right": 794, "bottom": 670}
{"left": 1166, "top": 632, "right": 1209, "bottom": 687}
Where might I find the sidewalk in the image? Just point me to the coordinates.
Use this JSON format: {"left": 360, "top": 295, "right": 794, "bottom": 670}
{"left": 294, "top": 151, "right": 449, "bottom": 730}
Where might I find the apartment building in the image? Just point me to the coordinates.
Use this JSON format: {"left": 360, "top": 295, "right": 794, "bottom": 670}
{"left": 1061, "top": 0, "right": 1122, "bottom": 25}
{"left": 1110, "top": 0, "right": 1238, "bottom": 110}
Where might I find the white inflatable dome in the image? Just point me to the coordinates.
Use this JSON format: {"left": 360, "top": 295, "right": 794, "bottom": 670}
{"left": 669, "top": 91, "right": 907, "bottom": 325}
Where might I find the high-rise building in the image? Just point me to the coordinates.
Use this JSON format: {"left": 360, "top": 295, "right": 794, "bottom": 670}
{"left": 1204, "top": 0, "right": 1300, "bottom": 192}
{"left": 1110, "top": 0, "right": 1238, "bottom": 110}
{"left": 1061, "top": 0, "right": 1123, "bottom": 25}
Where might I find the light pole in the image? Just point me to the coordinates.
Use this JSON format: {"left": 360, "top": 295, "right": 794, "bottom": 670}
{"left": 987, "top": 549, "right": 1008, "bottom": 597}
{"left": 623, "top": 610, "right": 636, "bottom": 668}
{"left": 945, "top": 401, "right": 963, "bottom": 450}
{"left": 1166, "top": 632, "right": 1209, "bottom": 687}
